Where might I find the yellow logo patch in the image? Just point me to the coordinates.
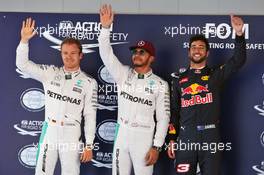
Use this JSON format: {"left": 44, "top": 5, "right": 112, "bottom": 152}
{"left": 201, "top": 76, "right": 209, "bottom": 81}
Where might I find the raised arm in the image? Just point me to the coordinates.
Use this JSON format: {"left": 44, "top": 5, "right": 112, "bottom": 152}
{"left": 98, "top": 4, "right": 129, "bottom": 85}
{"left": 214, "top": 15, "right": 247, "bottom": 83}
{"left": 16, "top": 18, "right": 52, "bottom": 82}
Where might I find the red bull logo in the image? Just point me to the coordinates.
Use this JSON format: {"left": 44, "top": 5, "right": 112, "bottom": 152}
{"left": 181, "top": 83, "right": 209, "bottom": 96}
{"left": 181, "top": 93, "right": 213, "bottom": 107}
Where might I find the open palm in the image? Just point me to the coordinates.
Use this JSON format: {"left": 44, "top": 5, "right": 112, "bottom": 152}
{"left": 230, "top": 15, "right": 244, "bottom": 36}
{"left": 21, "top": 18, "right": 37, "bottom": 43}
{"left": 99, "top": 4, "right": 114, "bottom": 28}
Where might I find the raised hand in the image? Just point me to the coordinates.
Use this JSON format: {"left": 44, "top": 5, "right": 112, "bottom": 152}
{"left": 230, "top": 15, "right": 244, "bottom": 36}
{"left": 99, "top": 4, "right": 114, "bottom": 28}
{"left": 21, "top": 17, "right": 37, "bottom": 43}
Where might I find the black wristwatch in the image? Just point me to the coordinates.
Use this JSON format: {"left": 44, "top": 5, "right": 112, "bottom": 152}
{"left": 152, "top": 146, "right": 162, "bottom": 152}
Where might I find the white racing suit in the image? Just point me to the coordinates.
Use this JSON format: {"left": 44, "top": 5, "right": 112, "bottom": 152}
{"left": 16, "top": 42, "right": 98, "bottom": 175}
{"left": 98, "top": 28, "right": 170, "bottom": 175}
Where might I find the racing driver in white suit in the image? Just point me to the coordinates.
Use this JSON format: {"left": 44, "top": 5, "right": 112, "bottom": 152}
{"left": 16, "top": 18, "right": 97, "bottom": 175}
{"left": 98, "top": 5, "right": 170, "bottom": 175}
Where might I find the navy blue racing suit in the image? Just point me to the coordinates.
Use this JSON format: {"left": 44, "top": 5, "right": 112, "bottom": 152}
{"left": 168, "top": 35, "right": 246, "bottom": 175}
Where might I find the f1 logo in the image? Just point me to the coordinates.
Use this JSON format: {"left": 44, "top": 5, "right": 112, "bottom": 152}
{"left": 177, "top": 164, "right": 190, "bottom": 173}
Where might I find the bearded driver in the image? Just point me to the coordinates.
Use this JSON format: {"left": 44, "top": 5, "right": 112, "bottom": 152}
{"left": 167, "top": 15, "right": 246, "bottom": 175}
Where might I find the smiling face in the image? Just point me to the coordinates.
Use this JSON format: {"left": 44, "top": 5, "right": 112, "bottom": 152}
{"left": 61, "top": 43, "right": 83, "bottom": 71}
{"left": 188, "top": 40, "right": 209, "bottom": 65}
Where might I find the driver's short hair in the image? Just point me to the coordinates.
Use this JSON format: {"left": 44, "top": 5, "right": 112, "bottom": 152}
{"left": 61, "top": 38, "right": 82, "bottom": 53}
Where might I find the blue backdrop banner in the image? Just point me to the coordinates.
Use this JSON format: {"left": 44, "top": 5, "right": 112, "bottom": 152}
{"left": 0, "top": 13, "right": 263, "bottom": 175}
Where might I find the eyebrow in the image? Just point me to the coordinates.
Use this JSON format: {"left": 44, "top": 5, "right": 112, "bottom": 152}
{"left": 191, "top": 43, "right": 205, "bottom": 46}
{"left": 191, "top": 44, "right": 206, "bottom": 47}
